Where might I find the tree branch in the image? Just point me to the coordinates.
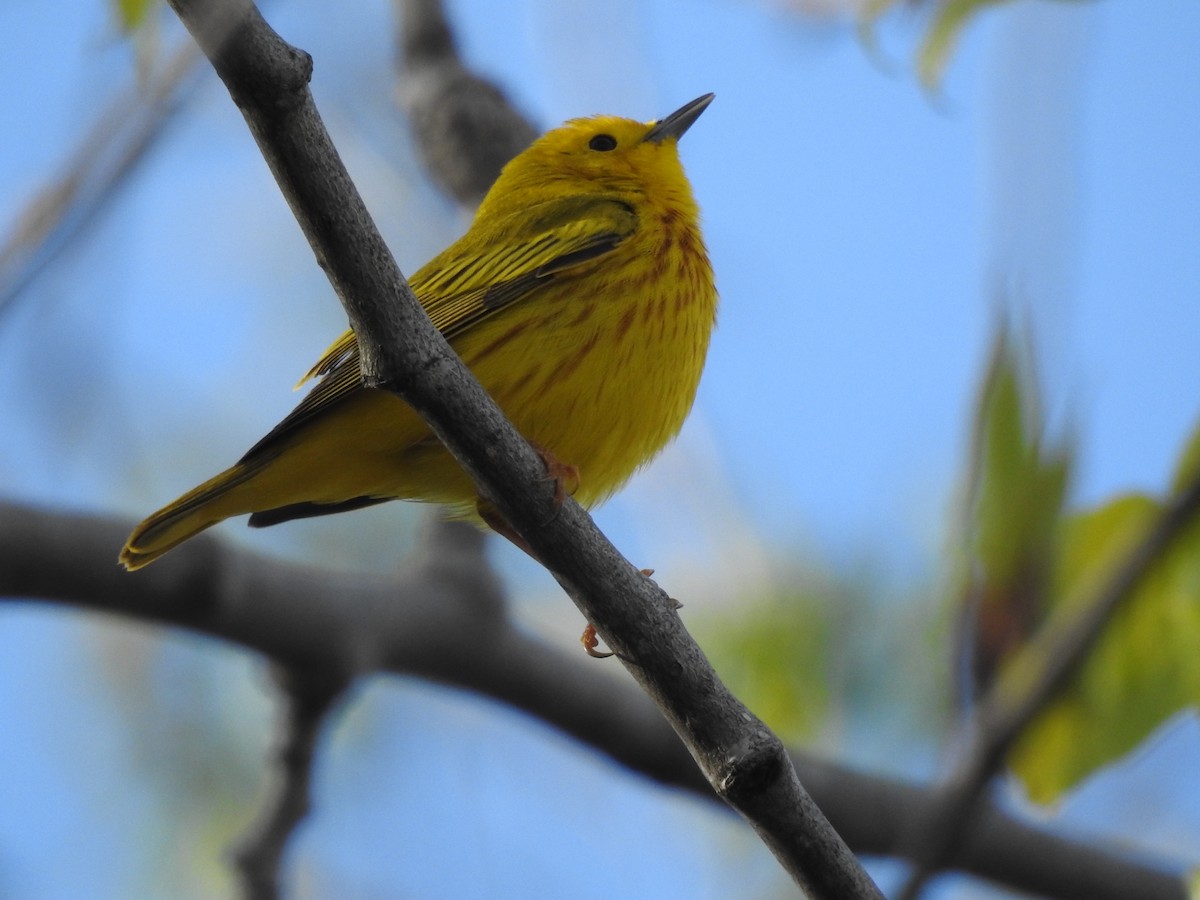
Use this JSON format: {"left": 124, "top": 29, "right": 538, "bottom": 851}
{"left": 160, "top": 0, "right": 880, "bottom": 895}
{"left": 0, "top": 37, "right": 205, "bottom": 318}
{"left": 899, "top": 470, "right": 1200, "bottom": 898}
{"left": 231, "top": 666, "right": 347, "bottom": 900}
{"left": 393, "top": 0, "right": 538, "bottom": 206}
{"left": 0, "top": 499, "right": 1187, "bottom": 900}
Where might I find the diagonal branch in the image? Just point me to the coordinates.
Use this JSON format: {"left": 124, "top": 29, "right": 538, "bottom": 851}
{"left": 160, "top": 0, "right": 881, "bottom": 895}
{"left": 0, "top": 36, "right": 205, "bottom": 318}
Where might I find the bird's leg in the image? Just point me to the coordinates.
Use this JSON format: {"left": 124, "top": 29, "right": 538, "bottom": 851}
{"left": 533, "top": 446, "right": 612, "bottom": 654}
{"left": 476, "top": 449, "right": 673, "bottom": 659}
{"left": 477, "top": 498, "right": 614, "bottom": 659}
{"left": 476, "top": 497, "right": 533, "bottom": 557}
{"left": 533, "top": 443, "right": 579, "bottom": 511}
{"left": 580, "top": 569, "right": 665, "bottom": 659}
{"left": 473, "top": 441, "right": 577, "bottom": 553}
{"left": 477, "top": 446, "right": 616, "bottom": 657}
{"left": 579, "top": 623, "right": 612, "bottom": 658}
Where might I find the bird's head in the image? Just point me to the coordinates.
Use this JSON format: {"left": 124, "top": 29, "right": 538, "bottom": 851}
{"left": 477, "top": 94, "right": 714, "bottom": 215}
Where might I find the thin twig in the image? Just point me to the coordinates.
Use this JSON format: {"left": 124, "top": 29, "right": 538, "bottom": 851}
{"left": 899, "top": 472, "right": 1200, "bottom": 898}
{"left": 231, "top": 666, "right": 347, "bottom": 900}
{"left": 0, "top": 38, "right": 204, "bottom": 317}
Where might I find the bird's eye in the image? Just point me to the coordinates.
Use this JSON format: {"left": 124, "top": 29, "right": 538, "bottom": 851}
{"left": 588, "top": 134, "right": 618, "bottom": 152}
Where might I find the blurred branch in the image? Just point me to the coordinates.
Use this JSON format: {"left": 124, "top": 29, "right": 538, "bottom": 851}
{"left": 0, "top": 499, "right": 1188, "bottom": 900}
{"left": 899, "top": 470, "right": 1200, "bottom": 899}
{"left": 160, "top": 0, "right": 879, "bottom": 896}
{"left": 232, "top": 666, "right": 346, "bottom": 900}
{"left": 393, "top": 0, "right": 537, "bottom": 206}
{"left": 0, "top": 36, "right": 205, "bottom": 318}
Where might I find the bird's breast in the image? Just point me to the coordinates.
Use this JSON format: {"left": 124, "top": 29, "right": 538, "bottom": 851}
{"left": 460, "top": 217, "right": 717, "bottom": 507}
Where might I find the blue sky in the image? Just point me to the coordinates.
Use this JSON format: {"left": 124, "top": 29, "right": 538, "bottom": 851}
{"left": 2, "top": 0, "right": 1199, "bottom": 896}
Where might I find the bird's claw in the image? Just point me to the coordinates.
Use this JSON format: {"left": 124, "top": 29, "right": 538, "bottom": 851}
{"left": 534, "top": 444, "right": 580, "bottom": 508}
{"left": 581, "top": 623, "right": 613, "bottom": 658}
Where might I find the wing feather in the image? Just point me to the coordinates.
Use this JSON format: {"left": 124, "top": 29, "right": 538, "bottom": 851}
{"left": 241, "top": 195, "right": 637, "bottom": 466}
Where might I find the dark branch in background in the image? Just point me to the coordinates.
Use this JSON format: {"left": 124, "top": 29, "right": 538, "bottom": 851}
{"left": 0, "top": 36, "right": 204, "bottom": 318}
{"left": 162, "top": 0, "right": 881, "bottom": 896}
{"left": 0, "top": 501, "right": 1187, "bottom": 900}
{"left": 898, "top": 469, "right": 1200, "bottom": 899}
{"left": 394, "top": 0, "right": 538, "bottom": 206}
{"left": 231, "top": 667, "right": 347, "bottom": 900}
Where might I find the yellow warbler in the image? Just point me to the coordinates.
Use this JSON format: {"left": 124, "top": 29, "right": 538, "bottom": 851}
{"left": 120, "top": 94, "right": 718, "bottom": 570}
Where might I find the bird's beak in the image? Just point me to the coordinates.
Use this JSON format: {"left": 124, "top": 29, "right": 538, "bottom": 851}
{"left": 643, "top": 93, "right": 714, "bottom": 144}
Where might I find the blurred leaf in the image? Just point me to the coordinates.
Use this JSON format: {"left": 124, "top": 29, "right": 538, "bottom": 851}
{"left": 858, "top": 0, "right": 1089, "bottom": 87}
{"left": 958, "top": 325, "right": 1071, "bottom": 696}
{"left": 917, "top": 0, "right": 1018, "bottom": 87}
{"left": 88, "top": 623, "right": 269, "bottom": 896}
{"left": 115, "top": 0, "right": 158, "bottom": 31}
{"left": 861, "top": 0, "right": 903, "bottom": 26}
{"left": 1009, "top": 490, "right": 1200, "bottom": 803}
{"left": 111, "top": 0, "right": 166, "bottom": 85}
{"left": 698, "top": 588, "right": 831, "bottom": 742}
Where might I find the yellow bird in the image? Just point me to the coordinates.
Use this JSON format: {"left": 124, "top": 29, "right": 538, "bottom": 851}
{"left": 120, "top": 94, "right": 718, "bottom": 570}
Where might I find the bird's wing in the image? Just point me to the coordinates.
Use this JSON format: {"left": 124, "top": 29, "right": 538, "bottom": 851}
{"left": 240, "top": 195, "right": 637, "bottom": 465}
{"left": 418, "top": 194, "right": 638, "bottom": 338}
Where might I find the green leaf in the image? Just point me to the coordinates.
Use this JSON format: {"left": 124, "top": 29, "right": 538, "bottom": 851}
{"left": 1010, "top": 492, "right": 1200, "bottom": 803}
{"left": 855, "top": 0, "right": 1092, "bottom": 88}
{"left": 957, "top": 325, "right": 1071, "bottom": 694}
{"left": 698, "top": 588, "right": 830, "bottom": 742}
{"left": 918, "top": 0, "right": 1019, "bottom": 87}
{"left": 115, "top": 0, "right": 157, "bottom": 32}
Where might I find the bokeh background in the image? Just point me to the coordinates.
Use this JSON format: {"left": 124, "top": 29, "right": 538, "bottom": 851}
{"left": 2, "top": 0, "right": 1198, "bottom": 896}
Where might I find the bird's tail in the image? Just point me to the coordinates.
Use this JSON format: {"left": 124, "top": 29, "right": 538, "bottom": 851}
{"left": 119, "top": 464, "right": 258, "bottom": 571}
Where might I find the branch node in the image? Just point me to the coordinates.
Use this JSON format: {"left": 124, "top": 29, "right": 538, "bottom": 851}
{"left": 717, "top": 733, "right": 787, "bottom": 802}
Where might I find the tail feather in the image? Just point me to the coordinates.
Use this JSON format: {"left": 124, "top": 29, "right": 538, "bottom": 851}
{"left": 119, "top": 464, "right": 258, "bottom": 570}
{"left": 119, "top": 389, "right": 441, "bottom": 570}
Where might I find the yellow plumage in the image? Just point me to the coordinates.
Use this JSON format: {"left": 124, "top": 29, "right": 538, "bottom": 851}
{"left": 120, "top": 95, "right": 718, "bottom": 570}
